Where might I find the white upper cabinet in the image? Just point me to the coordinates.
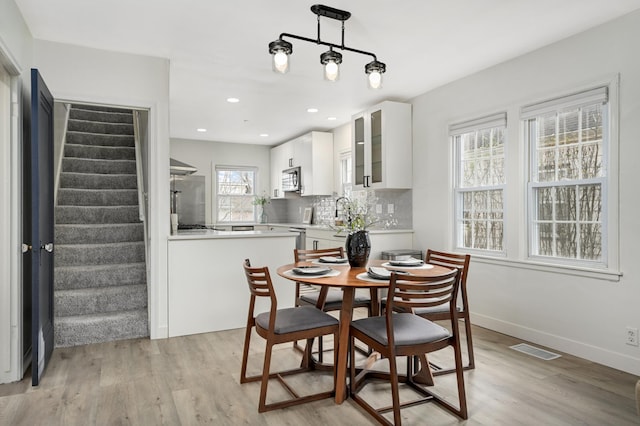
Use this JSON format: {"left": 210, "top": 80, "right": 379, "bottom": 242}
{"left": 270, "top": 131, "right": 333, "bottom": 197}
{"left": 352, "top": 101, "right": 412, "bottom": 189}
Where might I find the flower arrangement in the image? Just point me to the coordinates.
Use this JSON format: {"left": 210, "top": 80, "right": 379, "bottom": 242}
{"left": 333, "top": 194, "right": 380, "bottom": 234}
{"left": 252, "top": 193, "right": 270, "bottom": 206}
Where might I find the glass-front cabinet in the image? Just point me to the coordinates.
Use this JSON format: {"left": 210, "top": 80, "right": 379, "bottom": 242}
{"left": 351, "top": 101, "right": 412, "bottom": 189}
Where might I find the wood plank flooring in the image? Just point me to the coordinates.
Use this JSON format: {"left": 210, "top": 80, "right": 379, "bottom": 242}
{"left": 0, "top": 324, "right": 638, "bottom": 425}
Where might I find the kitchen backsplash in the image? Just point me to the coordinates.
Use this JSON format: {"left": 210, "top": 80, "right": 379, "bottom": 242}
{"left": 264, "top": 189, "right": 412, "bottom": 229}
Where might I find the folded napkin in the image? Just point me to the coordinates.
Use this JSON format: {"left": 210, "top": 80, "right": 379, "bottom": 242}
{"left": 388, "top": 257, "right": 424, "bottom": 266}
{"left": 318, "top": 256, "right": 349, "bottom": 263}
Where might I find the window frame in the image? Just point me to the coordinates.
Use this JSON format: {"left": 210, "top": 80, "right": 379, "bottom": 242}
{"left": 451, "top": 113, "right": 507, "bottom": 256}
{"left": 214, "top": 165, "right": 258, "bottom": 223}
{"left": 523, "top": 83, "right": 616, "bottom": 270}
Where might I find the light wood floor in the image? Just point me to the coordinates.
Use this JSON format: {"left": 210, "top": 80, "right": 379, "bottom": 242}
{"left": 0, "top": 322, "right": 638, "bottom": 426}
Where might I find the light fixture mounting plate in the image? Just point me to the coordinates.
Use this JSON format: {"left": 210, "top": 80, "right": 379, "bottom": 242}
{"left": 311, "top": 4, "right": 351, "bottom": 21}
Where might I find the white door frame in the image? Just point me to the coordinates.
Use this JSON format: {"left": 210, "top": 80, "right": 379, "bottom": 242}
{"left": 0, "top": 38, "right": 25, "bottom": 384}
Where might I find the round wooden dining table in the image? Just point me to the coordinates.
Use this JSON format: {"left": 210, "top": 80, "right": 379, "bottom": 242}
{"left": 276, "top": 259, "right": 454, "bottom": 404}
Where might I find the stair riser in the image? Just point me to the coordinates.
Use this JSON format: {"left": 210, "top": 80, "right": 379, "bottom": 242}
{"left": 55, "top": 263, "right": 146, "bottom": 290}
{"left": 57, "top": 189, "right": 139, "bottom": 206}
{"left": 65, "top": 144, "right": 135, "bottom": 160}
{"left": 56, "top": 206, "right": 140, "bottom": 224}
{"left": 59, "top": 173, "right": 137, "bottom": 190}
{"left": 62, "top": 158, "right": 136, "bottom": 174}
{"left": 56, "top": 243, "right": 145, "bottom": 267}
{"left": 69, "top": 109, "right": 133, "bottom": 124}
{"left": 55, "top": 224, "right": 144, "bottom": 244}
{"left": 66, "top": 132, "right": 134, "bottom": 147}
{"left": 55, "top": 310, "right": 149, "bottom": 348}
{"left": 67, "top": 119, "right": 133, "bottom": 135}
{"left": 55, "top": 285, "right": 147, "bottom": 317}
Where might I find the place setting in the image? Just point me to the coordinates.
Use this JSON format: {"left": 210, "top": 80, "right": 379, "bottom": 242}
{"left": 283, "top": 265, "right": 341, "bottom": 278}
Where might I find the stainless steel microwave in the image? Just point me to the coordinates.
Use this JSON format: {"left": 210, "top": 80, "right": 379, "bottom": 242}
{"left": 282, "top": 166, "right": 301, "bottom": 192}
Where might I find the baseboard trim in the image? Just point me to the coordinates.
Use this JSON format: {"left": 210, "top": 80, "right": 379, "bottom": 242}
{"left": 473, "top": 313, "right": 640, "bottom": 376}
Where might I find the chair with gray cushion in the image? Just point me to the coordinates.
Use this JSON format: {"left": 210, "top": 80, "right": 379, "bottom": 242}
{"left": 416, "top": 249, "right": 474, "bottom": 373}
{"left": 349, "top": 269, "right": 468, "bottom": 425}
{"left": 240, "top": 259, "right": 339, "bottom": 412}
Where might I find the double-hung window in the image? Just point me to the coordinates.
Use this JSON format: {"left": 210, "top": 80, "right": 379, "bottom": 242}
{"left": 452, "top": 113, "right": 507, "bottom": 253}
{"left": 215, "top": 166, "right": 257, "bottom": 223}
{"left": 523, "top": 86, "right": 609, "bottom": 265}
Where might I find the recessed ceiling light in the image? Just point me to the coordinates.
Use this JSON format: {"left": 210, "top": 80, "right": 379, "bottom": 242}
{"left": 327, "top": 116, "right": 337, "bottom": 121}
{"left": 196, "top": 128, "right": 207, "bottom": 132}
{"left": 260, "top": 133, "right": 269, "bottom": 137}
{"left": 227, "top": 97, "right": 240, "bottom": 103}
{"left": 307, "top": 108, "right": 318, "bottom": 113}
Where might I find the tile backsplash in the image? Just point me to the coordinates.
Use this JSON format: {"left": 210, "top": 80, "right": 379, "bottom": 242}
{"left": 265, "top": 189, "right": 412, "bottom": 229}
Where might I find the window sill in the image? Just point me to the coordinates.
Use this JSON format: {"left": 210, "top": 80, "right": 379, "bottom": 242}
{"left": 470, "top": 254, "right": 622, "bottom": 282}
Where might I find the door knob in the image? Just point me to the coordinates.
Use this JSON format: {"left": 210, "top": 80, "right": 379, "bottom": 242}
{"left": 42, "top": 243, "right": 54, "bottom": 253}
{"left": 22, "top": 243, "right": 32, "bottom": 253}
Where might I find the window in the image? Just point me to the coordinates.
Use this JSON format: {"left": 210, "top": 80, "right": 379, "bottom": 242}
{"left": 339, "top": 151, "right": 352, "bottom": 196}
{"left": 523, "top": 86, "right": 608, "bottom": 265}
{"left": 452, "top": 113, "right": 506, "bottom": 253}
{"left": 216, "top": 166, "right": 257, "bottom": 222}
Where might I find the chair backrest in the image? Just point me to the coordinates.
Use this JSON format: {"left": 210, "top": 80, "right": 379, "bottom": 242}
{"left": 243, "top": 258, "right": 277, "bottom": 307}
{"left": 294, "top": 246, "right": 344, "bottom": 262}
{"left": 426, "top": 249, "right": 470, "bottom": 295}
{"left": 386, "top": 269, "right": 460, "bottom": 323}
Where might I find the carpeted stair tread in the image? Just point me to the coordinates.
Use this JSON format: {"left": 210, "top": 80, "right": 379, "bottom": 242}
{"left": 67, "top": 119, "right": 133, "bottom": 135}
{"left": 56, "top": 241, "right": 145, "bottom": 267}
{"left": 69, "top": 108, "right": 133, "bottom": 124}
{"left": 64, "top": 143, "right": 135, "bottom": 160}
{"left": 65, "top": 132, "right": 134, "bottom": 147}
{"left": 55, "top": 263, "right": 146, "bottom": 290}
{"left": 62, "top": 157, "right": 136, "bottom": 174}
{"left": 56, "top": 205, "right": 141, "bottom": 224}
{"left": 55, "top": 309, "right": 149, "bottom": 348}
{"left": 72, "top": 104, "right": 133, "bottom": 114}
{"left": 55, "top": 223, "right": 144, "bottom": 244}
{"left": 55, "top": 284, "right": 147, "bottom": 317}
{"left": 57, "top": 188, "right": 139, "bottom": 206}
{"left": 59, "top": 172, "right": 137, "bottom": 189}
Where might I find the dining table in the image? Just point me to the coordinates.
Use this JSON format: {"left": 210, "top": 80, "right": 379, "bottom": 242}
{"left": 276, "top": 258, "right": 454, "bottom": 404}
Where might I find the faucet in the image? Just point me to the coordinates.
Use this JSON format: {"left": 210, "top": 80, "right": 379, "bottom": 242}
{"left": 335, "top": 196, "right": 350, "bottom": 220}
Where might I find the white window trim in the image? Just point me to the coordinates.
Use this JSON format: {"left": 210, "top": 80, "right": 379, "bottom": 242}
{"left": 214, "top": 165, "right": 258, "bottom": 223}
{"left": 451, "top": 112, "right": 507, "bottom": 256}
{"left": 520, "top": 75, "right": 620, "bottom": 277}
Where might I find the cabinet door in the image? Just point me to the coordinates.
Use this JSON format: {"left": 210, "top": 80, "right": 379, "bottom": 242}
{"left": 352, "top": 112, "right": 367, "bottom": 187}
{"left": 270, "top": 142, "right": 293, "bottom": 199}
{"left": 370, "top": 109, "right": 383, "bottom": 185}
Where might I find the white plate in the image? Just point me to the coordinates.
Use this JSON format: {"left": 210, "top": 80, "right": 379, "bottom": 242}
{"left": 388, "top": 258, "right": 424, "bottom": 266}
{"left": 382, "top": 262, "right": 434, "bottom": 271}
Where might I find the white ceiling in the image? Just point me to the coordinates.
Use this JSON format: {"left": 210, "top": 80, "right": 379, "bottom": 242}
{"left": 15, "top": 0, "right": 640, "bottom": 146}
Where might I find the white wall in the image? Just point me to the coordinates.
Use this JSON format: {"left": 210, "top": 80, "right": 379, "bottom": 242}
{"left": 0, "top": 0, "right": 33, "bottom": 384}
{"left": 170, "top": 138, "right": 271, "bottom": 224}
{"left": 411, "top": 10, "right": 640, "bottom": 375}
{"left": 32, "top": 40, "right": 171, "bottom": 340}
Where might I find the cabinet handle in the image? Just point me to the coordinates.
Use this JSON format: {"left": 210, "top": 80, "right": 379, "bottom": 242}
{"left": 289, "top": 158, "right": 293, "bottom": 167}
{"left": 313, "top": 240, "right": 318, "bottom": 250}
{"left": 274, "top": 189, "right": 278, "bottom": 197}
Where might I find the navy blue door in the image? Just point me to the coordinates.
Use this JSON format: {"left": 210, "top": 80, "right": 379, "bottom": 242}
{"left": 28, "top": 68, "right": 55, "bottom": 386}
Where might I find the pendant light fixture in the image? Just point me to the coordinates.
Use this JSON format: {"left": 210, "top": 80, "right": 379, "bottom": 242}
{"left": 268, "top": 4, "right": 386, "bottom": 89}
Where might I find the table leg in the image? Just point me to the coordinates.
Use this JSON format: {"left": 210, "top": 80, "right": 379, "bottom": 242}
{"left": 334, "top": 286, "right": 355, "bottom": 404}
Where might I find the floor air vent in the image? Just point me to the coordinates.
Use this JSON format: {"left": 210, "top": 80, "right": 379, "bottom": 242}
{"left": 510, "top": 343, "right": 561, "bottom": 360}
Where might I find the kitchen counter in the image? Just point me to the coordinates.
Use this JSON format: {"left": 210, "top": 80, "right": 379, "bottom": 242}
{"left": 266, "top": 222, "right": 413, "bottom": 234}
{"left": 167, "top": 230, "right": 296, "bottom": 337}
{"left": 168, "top": 228, "right": 293, "bottom": 240}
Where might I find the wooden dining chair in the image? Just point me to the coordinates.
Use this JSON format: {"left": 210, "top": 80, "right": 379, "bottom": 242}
{"left": 416, "top": 249, "right": 474, "bottom": 373}
{"left": 240, "top": 259, "right": 339, "bottom": 412}
{"left": 294, "top": 247, "right": 376, "bottom": 361}
{"left": 349, "top": 269, "right": 468, "bottom": 425}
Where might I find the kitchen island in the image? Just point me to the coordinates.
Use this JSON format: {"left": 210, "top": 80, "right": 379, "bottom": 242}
{"left": 167, "top": 229, "right": 297, "bottom": 337}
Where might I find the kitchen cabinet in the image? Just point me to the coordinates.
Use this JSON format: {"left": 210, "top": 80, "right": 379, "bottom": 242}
{"left": 352, "top": 101, "right": 412, "bottom": 189}
{"left": 270, "top": 131, "right": 333, "bottom": 197}
{"left": 269, "top": 142, "right": 293, "bottom": 199}
{"left": 306, "top": 228, "right": 413, "bottom": 260}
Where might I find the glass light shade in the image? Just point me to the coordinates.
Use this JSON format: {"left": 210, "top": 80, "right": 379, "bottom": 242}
{"left": 367, "top": 70, "right": 382, "bottom": 89}
{"left": 272, "top": 51, "right": 290, "bottom": 74}
{"left": 324, "top": 61, "right": 340, "bottom": 82}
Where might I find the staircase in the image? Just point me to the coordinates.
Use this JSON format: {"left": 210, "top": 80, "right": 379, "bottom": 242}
{"left": 54, "top": 104, "right": 149, "bottom": 348}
